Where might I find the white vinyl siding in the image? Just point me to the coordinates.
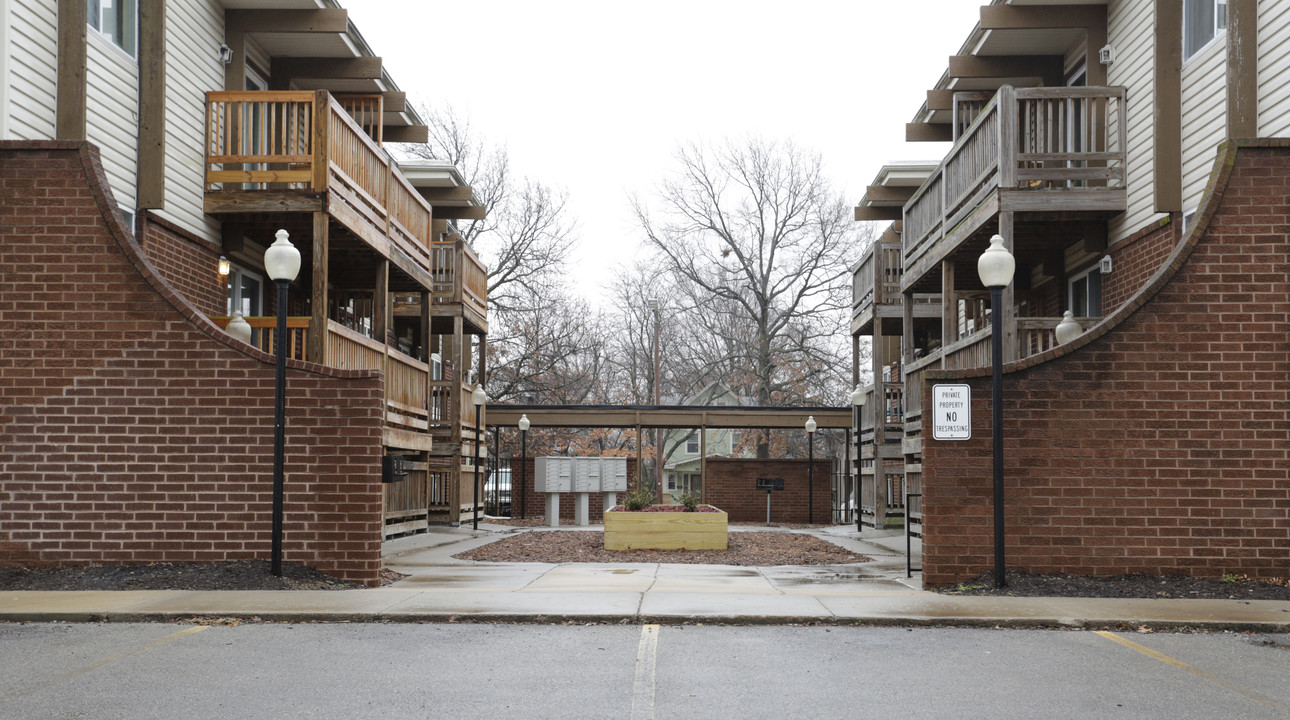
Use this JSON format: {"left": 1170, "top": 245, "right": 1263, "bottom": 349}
{"left": 0, "top": 0, "right": 9, "bottom": 137}
{"left": 154, "top": 0, "right": 223, "bottom": 242}
{"left": 1108, "top": 0, "right": 1168, "bottom": 245}
{"left": 86, "top": 30, "right": 139, "bottom": 212}
{"left": 1179, "top": 37, "right": 1227, "bottom": 217}
{"left": 5, "top": 0, "right": 57, "bottom": 141}
{"left": 1258, "top": 0, "right": 1290, "bottom": 137}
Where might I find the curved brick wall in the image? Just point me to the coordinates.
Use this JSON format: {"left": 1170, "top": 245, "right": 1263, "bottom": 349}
{"left": 0, "top": 142, "right": 386, "bottom": 585}
{"left": 920, "top": 140, "right": 1290, "bottom": 586}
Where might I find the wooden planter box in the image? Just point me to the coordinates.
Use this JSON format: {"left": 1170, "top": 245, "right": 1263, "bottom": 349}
{"left": 603, "top": 508, "right": 728, "bottom": 550}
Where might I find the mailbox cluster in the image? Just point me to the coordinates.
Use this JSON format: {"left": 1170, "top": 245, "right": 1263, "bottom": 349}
{"left": 535, "top": 457, "right": 628, "bottom": 526}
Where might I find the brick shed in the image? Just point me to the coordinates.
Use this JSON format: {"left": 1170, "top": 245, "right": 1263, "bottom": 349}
{"left": 703, "top": 459, "right": 833, "bottom": 524}
{"left": 0, "top": 142, "right": 388, "bottom": 586}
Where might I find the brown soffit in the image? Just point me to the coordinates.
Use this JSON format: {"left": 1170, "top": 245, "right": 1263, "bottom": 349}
{"left": 978, "top": 4, "right": 1105, "bottom": 30}
{"left": 225, "top": 9, "right": 349, "bottom": 33}
{"left": 906, "top": 123, "right": 954, "bottom": 143}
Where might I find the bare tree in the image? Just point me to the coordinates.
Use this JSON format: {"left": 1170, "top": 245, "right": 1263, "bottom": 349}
{"left": 405, "top": 103, "right": 589, "bottom": 410}
{"left": 405, "top": 104, "right": 578, "bottom": 312}
{"left": 633, "top": 137, "right": 867, "bottom": 456}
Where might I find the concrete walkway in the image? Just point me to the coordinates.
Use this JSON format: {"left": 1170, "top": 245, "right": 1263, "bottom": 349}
{"left": 2, "top": 524, "right": 1288, "bottom": 630}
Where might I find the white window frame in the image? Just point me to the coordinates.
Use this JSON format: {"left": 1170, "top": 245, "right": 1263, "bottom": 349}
{"left": 1067, "top": 265, "right": 1102, "bottom": 317}
{"left": 666, "top": 473, "right": 679, "bottom": 492}
{"left": 87, "top": 0, "right": 138, "bottom": 58}
{"left": 1183, "top": 0, "right": 1227, "bottom": 62}
{"left": 685, "top": 433, "right": 699, "bottom": 455}
{"left": 226, "top": 264, "right": 264, "bottom": 317}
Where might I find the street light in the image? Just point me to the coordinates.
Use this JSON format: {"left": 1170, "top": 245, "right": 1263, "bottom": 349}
{"left": 805, "top": 415, "right": 817, "bottom": 524}
{"left": 518, "top": 414, "right": 530, "bottom": 520}
{"left": 264, "top": 229, "right": 300, "bottom": 577}
{"left": 472, "top": 385, "right": 487, "bottom": 530}
{"left": 851, "top": 384, "right": 866, "bottom": 532}
{"left": 978, "top": 233, "right": 1015, "bottom": 589}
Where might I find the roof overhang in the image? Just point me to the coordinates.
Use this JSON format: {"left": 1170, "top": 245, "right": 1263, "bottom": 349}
{"left": 907, "top": 1, "right": 1108, "bottom": 139}
{"left": 854, "top": 163, "right": 937, "bottom": 222}
{"left": 222, "top": 0, "right": 427, "bottom": 139}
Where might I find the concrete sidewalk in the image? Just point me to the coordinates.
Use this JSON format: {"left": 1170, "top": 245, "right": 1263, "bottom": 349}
{"left": 2, "top": 524, "right": 1288, "bottom": 631}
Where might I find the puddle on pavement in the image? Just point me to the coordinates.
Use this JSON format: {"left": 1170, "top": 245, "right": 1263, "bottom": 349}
{"left": 767, "top": 570, "right": 889, "bottom": 586}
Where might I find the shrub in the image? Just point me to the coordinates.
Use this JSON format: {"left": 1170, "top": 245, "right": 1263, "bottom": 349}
{"left": 621, "top": 485, "right": 655, "bottom": 511}
{"left": 673, "top": 491, "right": 700, "bottom": 512}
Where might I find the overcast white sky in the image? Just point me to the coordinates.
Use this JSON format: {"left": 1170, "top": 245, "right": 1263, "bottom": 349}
{"left": 344, "top": 1, "right": 982, "bottom": 305}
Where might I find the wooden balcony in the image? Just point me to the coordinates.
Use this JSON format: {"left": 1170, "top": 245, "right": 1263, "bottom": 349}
{"left": 203, "top": 90, "right": 487, "bottom": 318}
{"left": 901, "top": 86, "right": 1127, "bottom": 288}
{"left": 851, "top": 241, "right": 939, "bottom": 335}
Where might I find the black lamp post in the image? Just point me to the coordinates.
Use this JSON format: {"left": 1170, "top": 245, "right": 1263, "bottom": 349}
{"left": 978, "top": 233, "right": 1015, "bottom": 589}
{"left": 264, "top": 229, "right": 300, "bottom": 577}
{"left": 805, "top": 415, "right": 817, "bottom": 524}
{"left": 851, "top": 384, "right": 866, "bottom": 532}
{"left": 518, "top": 414, "right": 530, "bottom": 520}
{"left": 472, "top": 385, "right": 486, "bottom": 530}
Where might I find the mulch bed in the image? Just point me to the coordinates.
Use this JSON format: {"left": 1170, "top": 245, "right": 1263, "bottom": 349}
{"left": 941, "top": 570, "right": 1290, "bottom": 601}
{"left": 455, "top": 530, "right": 870, "bottom": 566}
{"left": 0, "top": 560, "right": 357, "bottom": 592}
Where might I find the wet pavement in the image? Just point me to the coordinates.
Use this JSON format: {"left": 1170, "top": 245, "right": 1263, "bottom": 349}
{"left": 2, "top": 524, "right": 1288, "bottom": 630}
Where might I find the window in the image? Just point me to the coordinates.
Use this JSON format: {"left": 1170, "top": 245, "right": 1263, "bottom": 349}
{"left": 1068, "top": 265, "right": 1103, "bottom": 317}
{"left": 87, "top": 0, "right": 137, "bottom": 56}
{"left": 1184, "top": 0, "right": 1227, "bottom": 60}
{"left": 685, "top": 433, "right": 699, "bottom": 455}
{"left": 666, "top": 473, "right": 679, "bottom": 492}
{"left": 226, "top": 264, "right": 263, "bottom": 317}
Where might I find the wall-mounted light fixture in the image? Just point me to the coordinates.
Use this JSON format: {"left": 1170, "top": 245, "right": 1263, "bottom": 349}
{"left": 1099, "top": 255, "right": 1113, "bottom": 275}
{"left": 218, "top": 255, "right": 231, "bottom": 277}
{"left": 1099, "top": 44, "right": 1114, "bottom": 65}
{"left": 218, "top": 44, "right": 234, "bottom": 65}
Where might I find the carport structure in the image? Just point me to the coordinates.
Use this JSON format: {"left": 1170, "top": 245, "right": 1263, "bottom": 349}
{"left": 488, "top": 404, "right": 854, "bottom": 517}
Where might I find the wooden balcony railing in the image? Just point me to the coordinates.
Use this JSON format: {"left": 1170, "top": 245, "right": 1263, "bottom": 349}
{"left": 325, "top": 321, "right": 432, "bottom": 435}
{"left": 210, "top": 315, "right": 310, "bottom": 359}
{"left": 853, "top": 241, "right": 931, "bottom": 328}
{"left": 430, "top": 239, "right": 488, "bottom": 319}
{"left": 904, "top": 85, "right": 1126, "bottom": 270}
{"left": 204, "top": 90, "right": 434, "bottom": 275}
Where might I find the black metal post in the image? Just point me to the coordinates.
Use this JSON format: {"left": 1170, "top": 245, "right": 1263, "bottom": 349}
{"left": 271, "top": 279, "right": 289, "bottom": 577}
{"left": 520, "top": 429, "right": 527, "bottom": 520}
{"left": 990, "top": 285, "right": 1006, "bottom": 589}
{"left": 473, "top": 404, "right": 482, "bottom": 530}
{"left": 807, "top": 430, "right": 815, "bottom": 524}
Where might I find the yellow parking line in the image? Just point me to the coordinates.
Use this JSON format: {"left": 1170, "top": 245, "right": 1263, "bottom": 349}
{"left": 1, "top": 626, "right": 209, "bottom": 704}
{"left": 1094, "top": 631, "right": 1289, "bottom": 713}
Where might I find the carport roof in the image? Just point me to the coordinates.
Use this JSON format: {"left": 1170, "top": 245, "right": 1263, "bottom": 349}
{"left": 486, "top": 405, "right": 852, "bottom": 430}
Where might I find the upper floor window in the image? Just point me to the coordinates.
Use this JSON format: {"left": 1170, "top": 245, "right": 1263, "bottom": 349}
{"left": 1184, "top": 0, "right": 1226, "bottom": 60}
{"left": 88, "top": 0, "right": 137, "bottom": 56}
{"left": 686, "top": 434, "right": 700, "bottom": 455}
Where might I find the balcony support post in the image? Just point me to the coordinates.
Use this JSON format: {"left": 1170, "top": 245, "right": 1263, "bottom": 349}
{"left": 941, "top": 259, "right": 957, "bottom": 350}
{"left": 308, "top": 212, "right": 329, "bottom": 365}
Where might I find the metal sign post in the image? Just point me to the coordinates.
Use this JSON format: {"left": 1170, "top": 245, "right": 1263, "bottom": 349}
{"left": 756, "top": 477, "right": 784, "bottom": 526}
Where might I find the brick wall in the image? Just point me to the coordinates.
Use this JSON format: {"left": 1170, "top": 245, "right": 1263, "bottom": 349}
{"left": 920, "top": 141, "right": 1290, "bottom": 587}
{"left": 0, "top": 142, "right": 387, "bottom": 585}
{"left": 703, "top": 459, "right": 833, "bottom": 524}
{"left": 140, "top": 212, "right": 226, "bottom": 318}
